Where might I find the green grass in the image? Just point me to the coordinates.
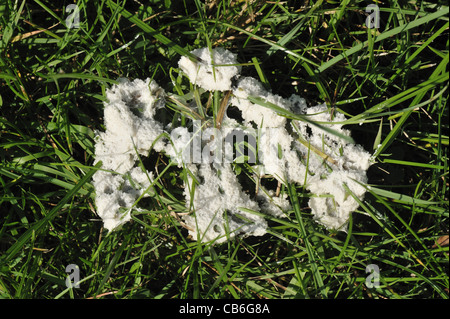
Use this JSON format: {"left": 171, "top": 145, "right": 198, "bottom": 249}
{"left": 0, "top": 0, "right": 448, "bottom": 300}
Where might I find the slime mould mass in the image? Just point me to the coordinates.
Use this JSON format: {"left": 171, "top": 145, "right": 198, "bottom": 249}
{"left": 92, "top": 47, "right": 372, "bottom": 243}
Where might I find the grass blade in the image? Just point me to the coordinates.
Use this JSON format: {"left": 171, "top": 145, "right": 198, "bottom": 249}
{"left": 1, "top": 162, "right": 101, "bottom": 264}
{"left": 288, "top": 184, "right": 327, "bottom": 298}
{"left": 316, "top": 7, "right": 449, "bottom": 73}
{"left": 106, "top": 0, "right": 198, "bottom": 61}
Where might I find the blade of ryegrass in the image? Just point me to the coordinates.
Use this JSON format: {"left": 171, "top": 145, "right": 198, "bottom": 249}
{"left": 1, "top": 163, "right": 89, "bottom": 195}
{"left": 297, "top": 49, "right": 331, "bottom": 103}
{"left": 54, "top": 273, "right": 98, "bottom": 299}
{"left": 344, "top": 183, "right": 427, "bottom": 270}
{"left": 1, "top": 162, "right": 101, "bottom": 264}
{"left": 41, "top": 72, "right": 119, "bottom": 85}
{"left": 372, "top": 55, "right": 449, "bottom": 158}
{"left": 32, "top": 0, "right": 64, "bottom": 25}
{"left": 347, "top": 71, "right": 448, "bottom": 124}
{"left": 205, "top": 246, "right": 239, "bottom": 298}
{"left": 106, "top": 0, "right": 198, "bottom": 61}
{"left": 373, "top": 118, "right": 383, "bottom": 150}
{"left": 316, "top": 7, "right": 450, "bottom": 73}
{"left": 332, "top": 212, "right": 354, "bottom": 270}
{"left": 383, "top": 21, "right": 449, "bottom": 91}
{"left": 367, "top": 186, "right": 443, "bottom": 208}
{"left": 265, "top": 0, "right": 324, "bottom": 57}
{"left": 193, "top": 88, "right": 206, "bottom": 119}
{"left": 94, "top": 235, "right": 129, "bottom": 298}
{"left": 370, "top": 255, "right": 448, "bottom": 299}
{"left": 368, "top": 187, "right": 444, "bottom": 275}
{"left": 238, "top": 207, "right": 300, "bottom": 230}
{"left": 0, "top": 73, "right": 18, "bottom": 81}
{"left": 246, "top": 280, "right": 275, "bottom": 299}
{"left": 0, "top": 0, "right": 25, "bottom": 47}
{"left": 211, "top": 20, "right": 318, "bottom": 67}
{"left": 326, "top": 0, "right": 351, "bottom": 43}
{"left": 251, "top": 57, "right": 270, "bottom": 89}
{"left": 79, "top": 3, "right": 121, "bottom": 68}
{"left": 105, "top": 34, "right": 140, "bottom": 59}
{"left": 382, "top": 159, "right": 445, "bottom": 170}
{"left": 288, "top": 183, "right": 327, "bottom": 298}
{"left": 284, "top": 260, "right": 309, "bottom": 298}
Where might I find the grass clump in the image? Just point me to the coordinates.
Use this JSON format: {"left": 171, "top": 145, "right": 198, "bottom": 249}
{"left": 0, "top": 0, "right": 448, "bottom": 299}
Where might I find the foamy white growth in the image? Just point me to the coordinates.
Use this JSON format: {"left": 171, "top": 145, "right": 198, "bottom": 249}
{"left": 229, "top": 75, "right": 371, "bottom": 230}
{"left": 92, "top": 47, "right": 372, "bottom": 239}
{"left": 230, "top": 78, "right": 304, "bottom": 182}
{"left": 231, "top": 77, "right": 290, "bottom": 128}
{"left": 183, "top": 163, "right": 266, "bottom": 243}
{"left": 92, "top": 78, "right": 164, "bottom": 231}
{"left": 292, "top": 103, "right": 371, "bottom": 230}
{"left": 92, "top": 168, "right": 154, "bottom": 231}
{"left": 178, "top": 47, "right": 241, "bottom": 91}
{"left": 94, "top": 78, "right": 165, "bottom": 174}
{"left": 308, "top": 171, "right": 367, "bottom": 230}
{"left": 257, "top": 126, "right": 306, "bottom": 184}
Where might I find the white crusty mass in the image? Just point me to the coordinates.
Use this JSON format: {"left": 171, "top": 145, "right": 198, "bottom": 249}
{"left": 92, "top": 47, "right": 372, "bottom": 241}
{"left": 92, "top": 78, "right": 163, "bottom": 231}
{"left": 178, "top": 47, "right": 241, "bottom": 91}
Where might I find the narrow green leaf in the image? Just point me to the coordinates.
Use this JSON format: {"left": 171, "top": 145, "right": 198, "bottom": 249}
{"left": 288, "top": 184, "right": 327, "bottom": 298}
{"left": 368, "top": 186, "right": 441, "bottom": 207}
{"left": 316, "top": 7, "right": 449, "bottom": 73}
{"left": 373, "top": 118, "right": 383, "bottom": 151}
{"left": 382, "top": 159, "right": 445, "bottom": 170}
{"left": 1, "top": 162, "right": 101, "bottom": 264}
{"left": 106, "top": 0, "right": 198, "bottom": 61}
{"left": 42, "top": 73, "right": 119, "bottom": 84}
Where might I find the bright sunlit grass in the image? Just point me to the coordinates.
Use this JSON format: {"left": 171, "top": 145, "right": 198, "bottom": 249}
{"left": 0, "top": 0, "right": 448, "bottom": 300}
